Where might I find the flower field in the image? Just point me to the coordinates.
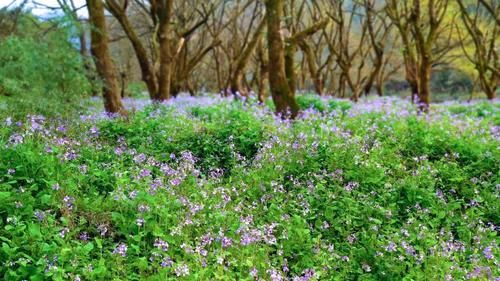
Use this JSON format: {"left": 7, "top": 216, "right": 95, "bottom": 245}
{"left": 0, "top": 97, "right": 498, "bottom": 280}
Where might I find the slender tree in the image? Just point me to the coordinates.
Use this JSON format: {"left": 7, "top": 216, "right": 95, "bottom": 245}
{"left": 87, "top": 0, "right": 126, "bottom": 115}
{"left": 265, "top": 0, "right": 300, "bottom": 118}
{"left": 456, "top": 0, "right": 499, "bottom": 100}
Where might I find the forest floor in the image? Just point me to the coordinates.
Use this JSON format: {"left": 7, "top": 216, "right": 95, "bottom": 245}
{"left": 0, "top": 96, "right": 498, "bottom": 280}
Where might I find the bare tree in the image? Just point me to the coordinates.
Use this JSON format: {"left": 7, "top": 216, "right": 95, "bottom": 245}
{"left": 386, "top": 0, "right": 452, "bottom": 112}
{"left": 456, "top": 0, "right": 499, "bottom": 100}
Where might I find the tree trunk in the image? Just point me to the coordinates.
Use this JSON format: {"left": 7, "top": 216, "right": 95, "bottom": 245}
{"left": 87, "top": 0, "right": 126, "bottom": 115}
{"left": 375, "top": 83, "right": 383, "bottom": 96}
{"left": 418, "top": 56, "right": 431, "bottom": 112}
{"left": 257, "top": 40, "right": 268, "bottom": 103}
{"left": 480, "top": 75, "right": 497, "bottom": 100}
{"left": 156, "top": 0, "right": 174, "bottom": 101}
{"left": 284, "top": 44, "right": 297, "bottom": 96}
{"left": 105, "top": 0, "right": 158, "bottom": 99}
{"left": 265, "top": 0, "right": 299, "bottom": 118}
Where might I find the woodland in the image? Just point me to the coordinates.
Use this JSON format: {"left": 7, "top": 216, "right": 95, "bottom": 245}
{"left": 0, "top": 0, "right": 498, "bottom": 280}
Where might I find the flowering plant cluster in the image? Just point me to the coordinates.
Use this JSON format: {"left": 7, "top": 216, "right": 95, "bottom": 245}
{"left": 0, "top": 97, "right": 498, "bottom": 280}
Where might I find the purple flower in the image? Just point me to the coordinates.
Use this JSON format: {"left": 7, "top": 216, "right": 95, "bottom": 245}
{"left": 221, "top": 236, "right": 233, "bottom": 248}
{"left": 8, "top": 133, "right": 24, "bottom": 146}
{"left": 113, "top": 243, "right": 127, "bottom": 257}
{"left": 114, "top": 147, "right": 124, "bottom": 156}
{"left": 63, "top": 196, "right": 74, "bottom": 210}
{"left": 154, "top": 238, "right": 169, "bottom": 251}
{"left": 175, "top": 263, "right": 189, "bottom": 277}
{"left": 80, "top": 232, "right": 89, "bottom": 241}
{"left": 385, "top": 241, "right": 397, "bottom": 252}
{"left": 161, "top": 256, "right": 173, "bottom": 267}
{"left": 133, "top": 153, "right": 146, "bottom": 164}
{"left": 483, "top": 246, "right": 494, "bottom": 260}
{"left": 97, "top": 224, "right": 108, "bottom": 236}
{"left": 34, "top": 210, "right": 45, "bottom": 222}
{"left": 52, "top": 183, "right": 60, "bottom": 191}
{"left": 139, "top": 169, "right": 151, "bottom": 178}
{"left": 59, "top": 228, "right": 69, "bottom": 238}
{"left": 89, "top": 126, "right": 99, "bottom": 137}
{"left": 170, "top": 178, "right": 182, "bottom": 186}
{"left": 138, "top": 204, "right": 150, "bottom": 213}
{"left": 344, "top": 181, "right": 359, "bottom": 192}
{"left": 250, "top": 267, "right": 258, "bottom": 278}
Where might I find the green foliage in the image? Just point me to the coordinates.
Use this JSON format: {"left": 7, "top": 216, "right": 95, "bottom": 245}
{"left": 0, "top": 100, "right": 498, "bottom": 280}
{"left": 126, "top": 82, "right": 148, "bottom": 98}
{"left": 0, "top": 20, "right": 91, "bottom": 118}
{"left": 296, "top": 95, "right": 326, "bottom": 112}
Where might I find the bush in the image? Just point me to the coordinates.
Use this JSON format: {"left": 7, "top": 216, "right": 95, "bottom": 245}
{"left": 296, "top": 95, "right": 326, "bottom": 112}
{"left": 0, "top": 21, "right": 91, "bottom": 118}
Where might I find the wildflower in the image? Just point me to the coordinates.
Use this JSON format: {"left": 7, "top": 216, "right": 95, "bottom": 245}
{"left": 138, "top": 204, "right": 150, "bottom": 213}
{"left": 483, "top": 246, "right": 494, "bottom": 260}
{"left": 114, "top": 147, "right": 124, "bottom": 156}
{"left": 139, "top": 169, "right": 151, "bottom": 178}
{"left": 34, "top": 210, "right": 45, "bottom": 222}
{"left": 161, "top": 256, "right": 173, "bottom": 267}
{"left": 113, "top": 243, "right": 127, "bottom": 257}
{"left": 80, "top": 232, "right": 89, "bottom": 241}
{"left": 344, "top": 181, "right": 359, "bottom": 192}
{"left": 250, "top": 267, "right": 258, "bottom": 278}
{"left": 52, "top": 183, "right": 60, "bottom": 191}
{"left": 136, "top": 218, "right": 145, "bottom": 227}
{"left": 133, "top": 153, "right": 146, "bottom": 164}
{"left": 97, "top": 224, "right": 108, "bottom": 236}
{"left": 170, "top": 178, "right": 182, "bottom": 186}
{"left": 267, "top": 269, "right": 284, "bottom": 281}
{"left": 221, "top": 236, "right": 233, "bottom": 248}
{"left": 385, "top": 241, "right": 397, "bottom": 252}
{"left": 59, "top": 228, "right": 69, "bottom": 238}
{"left": 63, "top": 196, "right": 74, "bottom": 210}
{"left": 154, "top": 238, "right": 169, "bottom": 251}
{"left": 175, "top": 263, "right": 189, "bottom": 277}
{"left": 8, "top": 133, "right": 24, "bottom": 146}
{"left": 89, "top": 126, "right": 99, "bottom": 137}
{"left": 362, "top": 263, "right": 372, "bottom": 272}
{"left": 321, "top": 221, "right": 330, "bottom": 229}
{"left": 129, "top": 190, "right": 138, "bottom": 199}
{"left": 347, "top": 233, "right": 357, "bottom": 244}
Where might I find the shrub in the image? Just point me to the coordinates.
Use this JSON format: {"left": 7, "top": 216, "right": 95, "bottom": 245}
{"left": 0, "top": 20, "right": 90, "bottom": 118}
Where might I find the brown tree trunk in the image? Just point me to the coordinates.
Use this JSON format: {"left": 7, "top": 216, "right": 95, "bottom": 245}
{"left": 285, "top": 44, "right": 297, "bottom": 95}
{"left": 479, "top": 73, "right": 497, "bottom": 100}
{"left": 230, "top": 20, "right": 266, "bottom": 98}
{"left": 375, "top": 83, "right": 383, "bottom": 96}
{"left": 87, "top": 0, "right": 126, "bottom": 115}
{"left": 105, "top": 0, "right": 158, "bottom": 99}
{"left": 418, "top": 56, "right": 431, "bottom": 112}
{"left": 265, "top": 0, "right": 299, "bottom": 118}
{"left": 257, "top": 40, "right": 268, "bottom": 103}
{"left": 156, "top": 0, "right": 175, "bottom": 101}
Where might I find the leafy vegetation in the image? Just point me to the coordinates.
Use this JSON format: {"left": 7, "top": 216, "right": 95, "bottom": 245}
{"left": 0, "top": 16, "right": 91, "bottom": 118}
{"left": 0, "top": 98, "right": 498, "bottom": 280}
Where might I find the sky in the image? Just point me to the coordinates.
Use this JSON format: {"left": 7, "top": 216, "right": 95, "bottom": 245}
{"left": 0, "top": 0, "right": 88, "bottom": 18}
